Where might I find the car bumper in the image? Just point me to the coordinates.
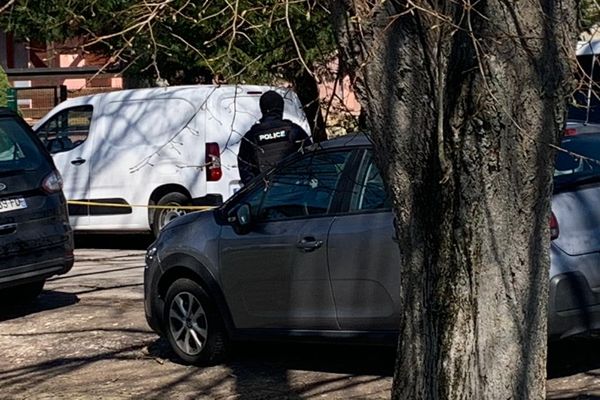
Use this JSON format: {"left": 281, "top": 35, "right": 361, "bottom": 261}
{"left": 548, "top": 271, "right": 600, "bottom": 339}
{"left": 190, "top": 194, "right": 223, "bottom": 207}
{"left": 0, "top": 254, "right": 74, "bottom": 289}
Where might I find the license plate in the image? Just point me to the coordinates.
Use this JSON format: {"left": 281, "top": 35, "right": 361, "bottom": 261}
{"left": 0, "top": 197, "right": 27, "bottom": 213}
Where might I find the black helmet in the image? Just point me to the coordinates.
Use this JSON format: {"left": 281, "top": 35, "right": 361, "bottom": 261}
{"left": 259, "top": 90, "right": 284, "bottom": 115}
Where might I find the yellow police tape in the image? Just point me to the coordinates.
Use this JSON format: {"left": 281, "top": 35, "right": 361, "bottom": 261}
{"left": 67, "top": 200, "right": 216, "bottom": 211}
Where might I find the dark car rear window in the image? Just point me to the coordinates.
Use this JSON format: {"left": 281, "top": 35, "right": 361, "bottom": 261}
{"left": 0, "top": 118, "right": 43, "bottom": 173}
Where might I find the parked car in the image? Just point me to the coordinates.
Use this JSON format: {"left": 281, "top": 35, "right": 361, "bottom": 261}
{"left": 0, "top": 108, "right": 74, "bottom": 303}
{"left": 33, "top": 85, "right": 310, "bottom": 236}
{"left": 565, "top": 40, "right": 600, "bottom": 135}
{"left": 564, "top": 120, "right": 600, "bottom": 136}
{"left": 550, "top": 133, "right": 600, "bottom": 338}
{"left": 144, "top": 134, "right": 600, "bottom": 365}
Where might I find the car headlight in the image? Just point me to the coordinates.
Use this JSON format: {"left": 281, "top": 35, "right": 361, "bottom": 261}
{"left": 145, "top": 246, "right": 158, "bottom": 264}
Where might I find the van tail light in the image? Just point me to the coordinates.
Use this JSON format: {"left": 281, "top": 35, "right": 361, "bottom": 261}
{"left": 550, "top": 212, "right": 559, "bottom": 240}
{"left": 42, "top": 170, "right": 63, "bottom": 193}
{"left": 206, "top": 142, "right": 222, "bottom": 181}
{"left": 564, "top": 128, "right": 577, "bottom": 136}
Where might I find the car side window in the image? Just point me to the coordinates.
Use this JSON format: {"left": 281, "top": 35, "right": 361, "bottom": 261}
{"left": 0, "top": 118, "right": 42, "bottom": 171}
{"left": 240, "top": 150, "right": 352, "bottom": 222}
{"left": 37, "top": 106, "right": 93, "bottom": 154}
{"left": 349, "top": 150, "right": 391, "bottom": 212}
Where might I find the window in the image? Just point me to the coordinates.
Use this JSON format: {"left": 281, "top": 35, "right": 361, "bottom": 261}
{"left": 37, "top": 106, "right": 93, "bottom": 154}
{"left": 240, "top": 150, "right": 352, "bottom": 221}
{"left": 0, "top": 118, "right": 43, "bottom": 172}
{"left": 554, "top": 137, "right": 600, "bottom": 178}
{"left": 349, "top": 151, "right": 391, "bottom": 212}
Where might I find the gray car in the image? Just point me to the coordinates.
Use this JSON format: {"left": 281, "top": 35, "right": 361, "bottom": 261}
{"left": 144, "top": 134, "right": 600, "bottom": 365}
{"left": 550, "top": 133, "right": 600, "bottom": 339}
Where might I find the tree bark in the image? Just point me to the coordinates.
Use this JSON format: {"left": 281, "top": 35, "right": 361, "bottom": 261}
{"left": 293, "top": 69, "right": 328, "bottom": 142}
{"left": 331, "top": 1, "right": 578, "bottom": 398}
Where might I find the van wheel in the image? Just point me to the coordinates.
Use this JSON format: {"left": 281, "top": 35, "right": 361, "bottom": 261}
{"left": 152, "top": 192, "right": 189, "bottom": 236}
{"left": 163, "top": 278, "right": 228, "bottom": 365}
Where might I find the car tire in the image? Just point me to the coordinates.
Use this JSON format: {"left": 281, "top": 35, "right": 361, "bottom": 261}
{"left": 152, "top": 192, "right": 189, "bottom": 237}
{"left": 163, "top": 278, "right": 228, "bottom": 365}
{"left": 0, "top": 280, "right": 45, "bottom": 304}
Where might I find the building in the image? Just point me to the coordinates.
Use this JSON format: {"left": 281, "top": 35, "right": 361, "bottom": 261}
{"left": 0, "top": 32, "right": 122, "bottom": 121}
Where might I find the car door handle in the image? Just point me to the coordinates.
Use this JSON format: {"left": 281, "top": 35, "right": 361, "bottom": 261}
{"left": 71, "top": 158, "right": 86, "bottom": 165}
{"left": 296, "top": 237, "right": 323, "bottom": 252}
{"left": 0, "top": 223, "right": 16, "bottom": 235}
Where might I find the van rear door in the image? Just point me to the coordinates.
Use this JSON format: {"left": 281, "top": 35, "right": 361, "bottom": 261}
{"left": 34, "top": 105, "right": 94, "bottom": 228}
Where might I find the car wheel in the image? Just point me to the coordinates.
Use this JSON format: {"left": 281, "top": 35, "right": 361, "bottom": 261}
{"left": 152, "top": 192, "right": 189, "bottom": 236}
{"left": 0, "top": 280, "right": 45, "bottom": 304}
{"left": 163, "top": 278, "right": 228, "bottom": 365}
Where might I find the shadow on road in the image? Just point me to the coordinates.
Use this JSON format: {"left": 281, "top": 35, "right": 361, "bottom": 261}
{"left": 0, "top": 340, "right": 154, "bottom": 392}
{"left": 147, "top": 338, "right": 394, "bottom": 377}
{"left": 235, "top": 341, "right": 394, "bottom": 376}
{"left": 75, "top": 233, "right": 154, "bottom": 250}
{"left": 547, "top": 335, "right": 600, "bottom": 379}
{"left": 0, "top": 290, "right": 79, "bottom": 322}
{"left": 145, "top": 338, "right": 393, "bottom": 399}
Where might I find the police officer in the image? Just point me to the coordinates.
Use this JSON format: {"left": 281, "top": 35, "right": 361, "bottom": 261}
{"left": 237, "top": 90, "right": 311, "bottom": 184}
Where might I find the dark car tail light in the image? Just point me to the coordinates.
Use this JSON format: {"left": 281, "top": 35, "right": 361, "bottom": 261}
{"left": 564, "top": 128, "right": 577, "bottom": 136}
{"left": 550, "top": 212, "right": 559, "bottom": 240}
{"left": 206, "top": 142, "right": 222, "bottom": 181}
{"left": 42, "top": 170, "right": 63, "bottom": 193}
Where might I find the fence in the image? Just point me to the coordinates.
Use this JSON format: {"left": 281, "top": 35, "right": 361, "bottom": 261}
{"left": 6, "top": 85, "right": 125, "bottom": 124}
{"left": 7, "top": 85, "right": 67, "bottom": 122}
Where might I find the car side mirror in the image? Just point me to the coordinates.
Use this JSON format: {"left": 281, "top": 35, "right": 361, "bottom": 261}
{"left": 236, "top": 203, "right": 251, "bottom": 227}
{"left": 228, "top": 203, "right": 252, "bottom": 234}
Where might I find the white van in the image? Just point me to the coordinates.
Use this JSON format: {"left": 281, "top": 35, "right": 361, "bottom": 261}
{"left": 33, "top": 85, "right": 310, "bottom": 235}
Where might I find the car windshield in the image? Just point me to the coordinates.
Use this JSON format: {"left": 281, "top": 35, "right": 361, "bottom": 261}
{"left": 222, "top": 149, "right": 352, "bottom": 221}
{"left": 554, "top": 135, "right": 600, "bottom": 179}
{"left": 0, "top": 117, "right": 43, "bottom": 173}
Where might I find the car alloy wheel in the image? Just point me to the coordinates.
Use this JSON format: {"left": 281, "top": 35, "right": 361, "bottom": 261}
{"left": 163, "top": 278, "right": 228, "bottom": 365}
{"left": 168, "top": 291, "right": 208, "bottom": 356}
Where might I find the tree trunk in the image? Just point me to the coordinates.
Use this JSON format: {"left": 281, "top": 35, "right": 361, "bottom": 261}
{"left": 331, "top": 1, "right": 577, "bottom": 398}
{"left": 293, "top": 69, "right": 328, "bottom": 142}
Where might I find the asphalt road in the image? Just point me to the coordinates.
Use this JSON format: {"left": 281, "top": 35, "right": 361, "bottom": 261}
{"left": 0, "top": 234, "right": 598, "bottom": 399}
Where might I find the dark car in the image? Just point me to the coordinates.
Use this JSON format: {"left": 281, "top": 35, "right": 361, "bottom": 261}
{"left": 564, "top": 120, "right": 600, "bottom": 136}
{"left": 144, "top": 134, "right": 600, "bottom": 365}
{"left": 0, "top": 108, "right": 74, "bottom": 303}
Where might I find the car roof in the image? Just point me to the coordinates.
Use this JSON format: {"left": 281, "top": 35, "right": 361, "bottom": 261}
{"left": 0, "top": 107, "right": 19, "bottom": 118}
{"left": 55, "top": 84, "right": 302, "bottom": 105}
{"left": 310, "top": 133, "right": 372, "bottom": 150}
{"left": 577, "top": 40, "right": 600, "bottom": 56}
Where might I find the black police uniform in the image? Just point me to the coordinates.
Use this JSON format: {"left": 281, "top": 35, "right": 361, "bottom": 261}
{"left": 237, "top": 91, "right": 311, "bottom": 184}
